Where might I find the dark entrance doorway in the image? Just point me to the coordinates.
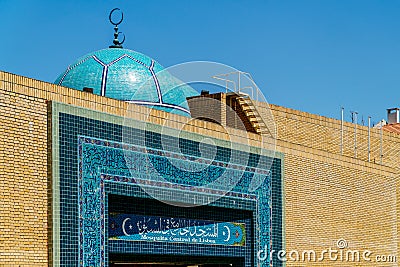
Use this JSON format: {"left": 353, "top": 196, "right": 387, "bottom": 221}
{"left": 109, "top": 265, "right": 232, "bottom": 267}
{"left": 109, "top": 254, "right": 244, "bottom": 267}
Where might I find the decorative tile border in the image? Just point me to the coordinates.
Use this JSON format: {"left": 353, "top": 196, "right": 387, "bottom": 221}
{"left": 50, "top": 102, "right": 281, "bottom": 267}
{"left": 77, "top": 136, "right": 272, "bottom": 267}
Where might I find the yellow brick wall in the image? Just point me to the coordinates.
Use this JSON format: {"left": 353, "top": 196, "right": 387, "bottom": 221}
{"left": 0, "top": 71, "right": 263, "bottom": 266}
{"left": 270, "top": 104, "right": 400, "bottom": 169}
{"left": 0, "top": 90, "right": 48, "bottom": 266}
{"left": 0, "top": 70, "right": 399, "bottom": 266}
{"left": 281, "top": 152, "right": 397, "bottom": 266}
{"left": 270, "top": 104, "right": 399, "bottom": 266}
{"left": 0, "top": 71, "right": 263, "bottom": 146}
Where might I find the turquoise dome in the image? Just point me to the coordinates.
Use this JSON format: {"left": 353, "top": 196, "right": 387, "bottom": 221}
{"left": 55, "top": 48, "right": 198, "bottom": 117}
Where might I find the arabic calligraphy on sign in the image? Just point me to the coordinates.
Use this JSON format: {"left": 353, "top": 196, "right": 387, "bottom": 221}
{"left": 108, "top": 214, "right": 246, "bottom": 246}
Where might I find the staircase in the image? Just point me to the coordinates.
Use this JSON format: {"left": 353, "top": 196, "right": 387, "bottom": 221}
{"left": 234, "top": 93, "right": 270, "bottom": 135}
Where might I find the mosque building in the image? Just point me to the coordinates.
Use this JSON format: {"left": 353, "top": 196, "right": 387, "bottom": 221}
{"left": 0, "top": 8, "right": 399, "bottom": 267}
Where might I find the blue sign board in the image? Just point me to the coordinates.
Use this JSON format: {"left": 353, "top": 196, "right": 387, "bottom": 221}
{"left": 109, "top": 214, "right": 246, "bottom": 246}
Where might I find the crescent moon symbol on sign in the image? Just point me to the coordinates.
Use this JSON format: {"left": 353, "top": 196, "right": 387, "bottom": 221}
{"left": 122, "top": 218, "right": 131, "bottom": 236}
{"left": 223, "top": 225, "right": 231, "bottom": 242}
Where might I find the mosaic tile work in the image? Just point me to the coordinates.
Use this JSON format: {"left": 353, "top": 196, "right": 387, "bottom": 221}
{"left": 54, "top": 103, "right": 283, "bottom": 267}
{"left": 78, "top": 137, "right": 262, "bottom": 267}
{"left": 54, "top": 48, "right": 198, "bottom": 117}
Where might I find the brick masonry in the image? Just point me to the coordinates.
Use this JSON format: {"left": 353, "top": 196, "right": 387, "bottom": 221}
{"left": 0, "top": 70, "right": 399, "bottom": 266}
{"left": 0, "top": 88, "right": 48, "bottom": 265}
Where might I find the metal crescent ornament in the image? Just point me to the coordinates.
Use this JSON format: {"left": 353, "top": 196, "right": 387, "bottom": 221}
{"left": 109, "top": 8, "right": 124, "bottom": 26}
{"left": 119, "top": 32, "right": 126, "bottom": 44}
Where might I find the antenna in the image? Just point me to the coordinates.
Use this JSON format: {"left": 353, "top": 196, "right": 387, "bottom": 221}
{"left": 350, "top": 111, "right": 358, "bottom": 158}
{"left": 380, "top": 123, "right": 383, "bottom": 164}
{"left": 368, "top": 116, "right": 371, "bottom": 162}
{"left": 350, "top": 110, "right": 355, "bottom": 123}
{"left": 109, "top": 8, "right": 125, "bottom": 48}
{"left": 340, "top": 107, "right": 344, "bottom": 155}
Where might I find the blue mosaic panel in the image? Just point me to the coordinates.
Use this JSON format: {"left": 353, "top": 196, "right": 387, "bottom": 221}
{"left": 78, "top": 137, "right": 265, "bottom": 267}
{"left": 54, "top": 48, "right": 198, "bottom": 117}
{"left": 57, "top": 112, "right": 283, "bottom": 267}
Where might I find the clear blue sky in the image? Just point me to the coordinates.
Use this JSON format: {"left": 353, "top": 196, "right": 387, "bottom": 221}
{"left": 1, "top": 0, "right": 399, "bottom": 124}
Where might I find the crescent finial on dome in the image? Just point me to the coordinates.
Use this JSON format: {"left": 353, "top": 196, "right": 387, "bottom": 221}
{"left": 54, "top": 9, "right": 199, "bottom": 117}
{"left": 109, "top": 8, "right": 125, "bottom": 49}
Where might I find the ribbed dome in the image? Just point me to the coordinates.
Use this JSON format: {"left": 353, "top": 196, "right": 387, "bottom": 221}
{"left": 54, "top": 48, "right": 198, "bottom": 117}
